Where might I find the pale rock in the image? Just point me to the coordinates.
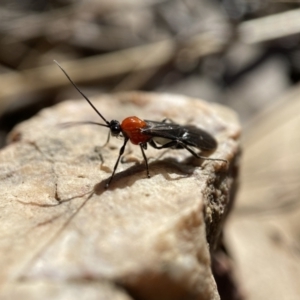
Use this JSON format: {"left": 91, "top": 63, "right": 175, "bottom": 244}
{"left": 0, "top": 92, "right": 240, "bottom": 300}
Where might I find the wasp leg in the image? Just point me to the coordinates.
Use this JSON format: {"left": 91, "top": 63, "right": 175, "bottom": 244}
{"left": 99, "top": 131, "right": 110, "bottom": 148}
{"left": 95, "top": 132, "right": 111, "bottom": 171}
{"left": 94, "top": 146, "right": 105, "bottom": 163}
{"left": 148, "top": 139, "right": 178, "bottom": 149}
{"left": 177, "top": 141, "right": 228, "bottom": 163}
{"left": 139, "top": 143, "right": 150, "bottom": 178}
{"left": 94, "top": 132, "right": 111, "bottom": 164}
{"left": 120, "top": 144, "right": 134, "bottom": 164}
{"left": 149, "top": 140, "right": 227, "bottom": 163}
{"left": 106, "top": 138, "right": 129, "bottom": 188}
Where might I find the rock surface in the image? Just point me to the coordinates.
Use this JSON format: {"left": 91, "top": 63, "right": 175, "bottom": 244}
{"left": 0, "top": 92, "right": 240, "bottom": 300}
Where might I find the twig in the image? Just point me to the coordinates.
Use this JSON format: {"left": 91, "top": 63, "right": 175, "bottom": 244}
{"left": 238, "top": 8, "right": 300, "bottom": 44}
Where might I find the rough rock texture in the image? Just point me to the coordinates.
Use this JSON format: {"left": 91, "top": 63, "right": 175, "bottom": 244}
{"left": 0, "top": 92, "right": 240, "bottom": 300}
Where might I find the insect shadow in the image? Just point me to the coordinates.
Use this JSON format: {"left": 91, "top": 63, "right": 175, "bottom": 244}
{"left": 93, "top": 157, "right": 200, "bottom": 195}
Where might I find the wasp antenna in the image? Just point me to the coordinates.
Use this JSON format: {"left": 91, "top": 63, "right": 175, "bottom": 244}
{"left": 54, "top": 60, "right": 110, "bottom": 125}
{"left": 58, "top": 121, "right": 109, "bottom": 129}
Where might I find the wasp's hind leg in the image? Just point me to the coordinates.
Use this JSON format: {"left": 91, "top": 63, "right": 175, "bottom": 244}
{"left": 177, "top": 141, "right": 227, "bottom": 163}
{"left": 149, "top": 139, "right": 227, "bottom": 163}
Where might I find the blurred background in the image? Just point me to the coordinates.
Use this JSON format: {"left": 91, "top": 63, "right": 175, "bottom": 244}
{"left": 1, "top": 0, "right": 300, "bottom": 299}
{"left": 1, "top": 0, "right": 300, "bottom": 145}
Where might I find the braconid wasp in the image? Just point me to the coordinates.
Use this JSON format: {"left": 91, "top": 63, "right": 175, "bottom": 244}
{"left": 54, "top": 60, "right": 227, "bottom": 188}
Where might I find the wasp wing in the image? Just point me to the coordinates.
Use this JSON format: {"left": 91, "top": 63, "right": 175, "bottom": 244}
{"left": 180, "top": 125, "right": 217, "bottom": 151}
{"left": 142, "top": 120, "right": 217, "bottom": 151}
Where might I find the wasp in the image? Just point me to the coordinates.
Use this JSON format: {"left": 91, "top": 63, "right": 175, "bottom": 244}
{"left": 54, "top": 61, "right": 227, "bottom": 188}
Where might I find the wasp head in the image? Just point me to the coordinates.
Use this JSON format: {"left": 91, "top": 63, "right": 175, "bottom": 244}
{"left": 109, "top": 120, "right": 121, "bottom": 137}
